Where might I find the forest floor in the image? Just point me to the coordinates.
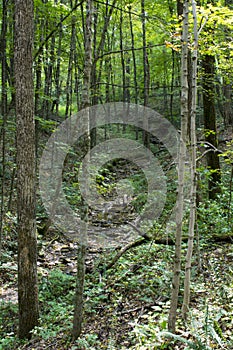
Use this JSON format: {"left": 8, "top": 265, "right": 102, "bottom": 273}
{"left": 0, "top": 222, "right": 233, "bottom": 350}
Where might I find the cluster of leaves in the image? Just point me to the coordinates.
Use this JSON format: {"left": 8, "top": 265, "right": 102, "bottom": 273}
{"left": 197, "top": 155, "right": 233, "bottom": 237}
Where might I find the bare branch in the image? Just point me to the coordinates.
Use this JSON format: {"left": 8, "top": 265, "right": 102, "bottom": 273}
{"left": 95, "top": 43, "right": 165, "bottom": 62}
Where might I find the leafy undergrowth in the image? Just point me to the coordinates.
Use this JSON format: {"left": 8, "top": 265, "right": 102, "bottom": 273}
{"left": 0, "top": 227, "right": 233, "bottom": 350}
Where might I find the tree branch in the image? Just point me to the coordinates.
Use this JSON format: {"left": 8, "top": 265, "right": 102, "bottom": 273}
{"left": 101, "top": 237, "right": 149, "bottom": 272}
{"left": 196, "top": 140, "right": 222, "bottom": 163}
{"left": 95, "top": 43, "right": 165, "bottom": 61}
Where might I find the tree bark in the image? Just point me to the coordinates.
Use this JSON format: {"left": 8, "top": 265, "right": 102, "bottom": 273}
{"left": 182, "top": 0, "right": 198, "bottom": 320}
{"left": 221, "top": 82, "right": 233, "bottom": 126}
{"left": 129, "top": 6, "right": 138, "bottom": 105}
{"left": 0, "top": 0, "right": 8, "bottom": 256}
{"left": 168, "top": 0, "right": 189, "bottom": 333}
{"left": 53, "top": 19, "right": 63, "bottom": 115}
{"left": 65, "top": 15, "right": 76, "bottom": 117}
{"left": 202, "top": 54, "right": 221, "bottom": 199}
{"left": 15, "top": 0, "right": 39, "bottom": 339}
{"left": 72, "top": 0, "right": 92, "bottom": 340}
{"left": 141, "top": 0, "right": 150, "bottom": 147}
{"left": 43, "top": 33, "right": 56, "bottom": 119}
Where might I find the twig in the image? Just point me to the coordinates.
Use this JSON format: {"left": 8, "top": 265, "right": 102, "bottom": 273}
{"left": 198, "top": 15, "right": 208, "bottom": 35}
{"left": 196, "top": 140, "right": 222, "bottom": 162}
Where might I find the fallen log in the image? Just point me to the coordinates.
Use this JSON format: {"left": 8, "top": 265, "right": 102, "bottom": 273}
{"left": 98, "top": 229, "right": 233, "bottom": 273}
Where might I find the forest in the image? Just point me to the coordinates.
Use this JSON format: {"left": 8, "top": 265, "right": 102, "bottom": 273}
{"left": 0, "top": 0, "right": 233, "bottom": 349}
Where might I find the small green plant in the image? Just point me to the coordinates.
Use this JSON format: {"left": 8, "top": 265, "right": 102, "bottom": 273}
{"left": 0, "top": 335, "right": 18, "bottom": 350}
{"left": 28, "top": 270, "right": 76, "bottom": 342}
{"left": 35, "top": 116, "right": 58, "bottom": 132}
{"left": 129, "top": 302, "right": 230, "bottom": 350}
{"left": 0, "top": 302, "right": 19, "bottom": 350}
{"left": 198, "top": 190, "right": 232, "bottom": 237}
{"left": 39, "top": 269, "right": 75, "bottom": 303}
{"left": 72, "top": 333, "right": 101, "bottom": 349}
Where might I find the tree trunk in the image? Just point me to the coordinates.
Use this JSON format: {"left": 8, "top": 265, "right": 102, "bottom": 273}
{"left": 53, "top": 19, "right": 63, "bottom": 115}
{"left": 15, "top": 0, "right": 39, "bottom": 339}
{"left": 141, "top": 0, "right": 150, "bottom": 147}
{"left": 119, "top": 10, "right": 126, "bottom": 104}
{"left": 34, "top": 7, "right": 42, "bottom": 116}
{"left": 90, "top": 1, "right": 99, "bottom": 147}
{"left": 168, "top": 0, "right": 189, "bottom": 333}
{"left": 182, "top": 0, "right": 198, "bottom": 320}
{"left": 119, "top": 9, "right": 127, "bottom": 134}
{"left": 202, "top": 54, "right": 221, "bottom": 199}
{"left": 65, "top": 15, "right": 76, "bottom": 117}
{"left": 221, "top": 83, "right": 233, "bottom": 127}
{"left": 0, "top": 0, "right": 8, "bottom": 256}
{"left": 129, "top": 6, "right": 138, "bottom": 105}
{"left": 35, "top": 54, "right": 42, "bottom": 116}
{"left": 6, "top": 4, "right": 15, "bottom": 110}
{"left": 72, "top": 0, "right": 92, "bottom": 340}
{"left": 92, "top": 0, "right": 117, "bottom": 141}
{"left": 42, "top": 18, "right": 56, "bottom": 119}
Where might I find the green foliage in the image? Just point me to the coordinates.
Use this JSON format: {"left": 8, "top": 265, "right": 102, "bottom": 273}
{"left": 35, "top": 116, "right": 58, "bottom": 132}
{"left": 105, "top": 244, "right": 173, "bottom": 305}
{"left": 1, "top": 233, "right": 233, "bottom": 349}
{"left": 0, "top": 336, "right": 19, "bottom": 350}
{"left": 198, "top": 200, "right": 227, "bottom": 235}
{"left": 129, "top": 302, "right": 231, "bottom": 349}
{"left": 31, "top": 270, "right": 75, "bottom": 340}
{"left": 39, "top": 269, "right": 75, "bottom": 302}
{"left": 219, "top": 140, "right": 233, "bottom": 164}
{"left": 0, "top": 303, "right": 19, "bottom": 350}
{"left": 1, "top": 0, "right": 233, "bottom": 348}
{"left": 72, "top": 333, "right": 101, "bottom": 350}
{"left": 198, "top": 187, "right": 232, "bottom": 237}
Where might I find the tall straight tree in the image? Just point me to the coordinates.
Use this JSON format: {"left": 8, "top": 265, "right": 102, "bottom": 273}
{"left": 141, "top": 0, "right": 150, "bottom": 147}
{"left": 168, "top": 0, "right": 189, "bottom": 333}
{"left": 15, "top": 0, "right": 39, "bottom": 339}
{"left": 0, "top": 0, "right": 8, "bottom": 256}
{"left": 72, "top": 0, "right": 92, "bottom": 340}
{"left": 202, "top": 53, "right": 221, "bottom": 199}
{"left": 182, "top": 0, "right": 198, "bottom": 320}
{"left": 201, "top": 0, "right": 221, "bottom": 199}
